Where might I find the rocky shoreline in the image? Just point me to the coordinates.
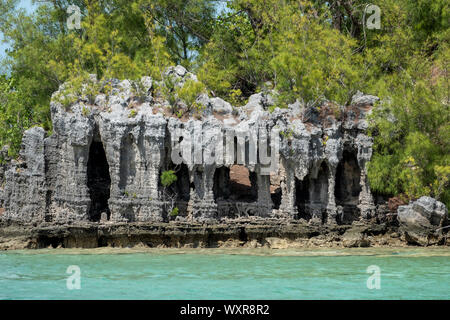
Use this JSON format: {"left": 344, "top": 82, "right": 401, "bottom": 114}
{"left": 1, "top": 217, "right": 448, "bottom": 251}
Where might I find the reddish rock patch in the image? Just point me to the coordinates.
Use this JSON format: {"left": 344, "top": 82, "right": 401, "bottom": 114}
{"left": 230, "top": 165, "right": 252, "bottom": 193}
{"left": 388, "top": 196, "right": 408, "bottom": 213}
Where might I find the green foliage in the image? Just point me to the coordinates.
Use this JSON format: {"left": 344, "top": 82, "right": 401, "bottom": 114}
{"left": 157, "top": 75, "right": 177, "bottom": 111}
{"left": 82, "top": 106, "right": 90, "bottom": 117}
{"left": 404, "top": 0, "right": 449, "bottom": 44}
{"left": 53, "top": 72, "right": 101, "bottom": 110}
{"left": 158, "top": 76, "right": 206, "bottom": 116}
{"left": 0, "top": 76, "right": 33, "bottom": 157}
{"left": 433, "top": 166, "right": 450, "bottom": 206}
{"left": 176, "top": 79, "right": 206, "bottom": 112}
{"left": 367, "top": 52, "right": 449, "bottom": 207}
{"left": 229, "top": 88, "right": 244, "bottom": 106}
{"left": 160, "top": 169, "right": 179, "bottom": 218}
{"left": 170, "top": 207, "right": 179, "bottom": 217}
{"left": 160, "top": 169, "right": 177, "bottom": 187}
{"left": 0, "top": 0, "right": 180, "bottom": 153}
{"left": 280, "top": 128, "right": 294, "bottom": 140}
{"left": 197, "top": 6, "right": 254, "bottom": 97}
{"left": 141, "top": 0, "right": 217, "bottom": 68}
{"left": 129, "top": 109, "right": 138, "bottom": 118}
{"left": 130, "top": 80, "right": 148, "bottom": 102}
{"left": 198, "top": 0, "right": 360, "bottom": 106}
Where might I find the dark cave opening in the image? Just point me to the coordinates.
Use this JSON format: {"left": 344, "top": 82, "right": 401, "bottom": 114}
{"left": 312, "top": 162, "right": 330, "bottom": 205}
{"left": 271, "top": 189, "right": 281, "bottom": 210}
{"left": 213, "top": 166, "right": 231, "bottom": 200}
{"left": 37, "top": 236, "right": 64, "bottom": 249}
{"left": 87, "top": 140, "right": 111, "bottom": 222}
{"left": 295, "top": 175, "right": 310, "bottom": 220}
{"left": 170, "top": 163, "right": 190, "bottom": 201}
{"left": 159, "top": 162, "right": 191, "bottom": 217}
{"left": 270, "top": 174, "right": 281, "bottom": 210}
{"left": 335, "top": 150, "right": 361, "bottom": 223}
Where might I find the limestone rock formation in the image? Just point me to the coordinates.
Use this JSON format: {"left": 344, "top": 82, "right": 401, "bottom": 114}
{"left": 398, "top": 196, "right": 448, "bottom": 245}
{"left": 1, "top": 66, "right": 379, "bottom": 225}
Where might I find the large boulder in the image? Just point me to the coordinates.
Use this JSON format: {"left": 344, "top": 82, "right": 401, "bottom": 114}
{"left": 351, "top": 91, "right": 380, "bottom": 106}
{"left": 342, "top": 228, "right": 371, "bottom": 248}
{"left": 210, "top": 97, "right": 233, "bottom": 115}
{"left": 397, "top": 196, "right": 448, "bottom": 245}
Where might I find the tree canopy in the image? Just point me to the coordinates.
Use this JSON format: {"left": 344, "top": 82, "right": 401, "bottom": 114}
{"left": 0, "top": 0, "right": 448, "bottom": 206}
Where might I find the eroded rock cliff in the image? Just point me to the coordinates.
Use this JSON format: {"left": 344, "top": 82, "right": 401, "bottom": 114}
{"left": 0, "top": 66, "right": 379, "bottom": 226}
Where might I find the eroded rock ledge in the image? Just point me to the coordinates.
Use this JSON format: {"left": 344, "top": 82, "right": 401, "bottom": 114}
{"left": 0, "top": 216, "right": 448, "bottom": 250}
{"left": 0, "top": 66, "right": 447, "bottom": 248}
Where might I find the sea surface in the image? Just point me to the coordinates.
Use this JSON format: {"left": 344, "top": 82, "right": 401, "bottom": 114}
{"left": 0, "top": 247, "right": 449, "bottom": 299}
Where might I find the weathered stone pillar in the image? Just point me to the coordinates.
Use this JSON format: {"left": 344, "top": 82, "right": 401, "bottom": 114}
{"left": 188, "top": 165, "right": 217, "bottom": 220}
{"left": 279, "top": 160, "right": 297, "bottom": 218}
{"left": 108, "top": 130, "right": 140, "bottom": 222}
{"left": 101, "top": 114, "right": 167, "bottom": 222}
{"left": 137, "top": 131, "right": 165, "bottom": 222}
{"left": 255, "top": 167, "right": 273, "bottom": 217}
{"left": 3, "top": 127, "right": 47, "bottom": 222}
{"left": 49, "top": 107, "right": 94, "bottom": 222}
{"left": 307, "top": 162, "right": 330, "bottom": 224}
{"left": 358, "top": 167, "right": 376, "bottom": 219}
{"left": 326, "top": 165, "right": 338, "bottom": 224}
{"left": 53, "top": 142, "right": 91, "bottom": 222}
{"left": 101, "top": 133, "right": 122, "bottom": 221}
{"left": 357, "top": 134, "right": 376, "bottom": 219}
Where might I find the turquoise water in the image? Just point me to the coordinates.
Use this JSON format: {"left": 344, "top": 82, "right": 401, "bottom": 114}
{"left": 0, "top": 248, "right": 449, "bottom": 299}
